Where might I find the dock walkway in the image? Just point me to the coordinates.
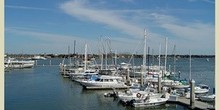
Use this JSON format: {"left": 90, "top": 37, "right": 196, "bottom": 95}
{"left": 167, "top": 97, "right": 215, "bottom": 110}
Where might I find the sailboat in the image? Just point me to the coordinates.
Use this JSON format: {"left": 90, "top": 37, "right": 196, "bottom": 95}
{"left": 161, "top": 44, "right": 189, "bottom": 89}
{"left": 71, "top": 44, "right": 99, "bottom": 82}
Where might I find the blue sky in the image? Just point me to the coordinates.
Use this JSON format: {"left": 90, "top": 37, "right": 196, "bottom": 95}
{"left": 5, "top": 0, "right": 215, "bottom": 55}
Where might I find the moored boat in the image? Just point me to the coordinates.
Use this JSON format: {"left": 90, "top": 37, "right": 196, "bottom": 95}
{"left": 199, "top": 94, "right": 215, "bottom": 102}
{"left": 131, "top": 93, "right": 169, "bottom": 107}
{"left": 194, "top": 84, "right": 210, "bottom": 94}
{"left": 118, "top": 89, "right": 162, "bottom": 103}
{"left": 80, "top": 75, "right": 129, "bottom": 89}
{"left": 31, "top": 55, "right": 47, "bottom": 60}
{"left": 163, "top": 80, "right": 190, "bottom": 89}
{"left": 4, "top": 59, "right": 35, "bottom": 69}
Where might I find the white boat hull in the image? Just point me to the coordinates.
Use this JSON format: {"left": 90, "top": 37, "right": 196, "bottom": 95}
{"left": 5, "top": 60, "right": 35, "bottom": 69}
{"left": 199, "top": 95, "right": 215, "bottom": 102}
{"left": 80, "top": 81, "right": 129, "bottom": 89}
{"left": 132, "top": 98, "right": 168, "bottom": 107}
{"left": 118, "top": 91, "right": 162, "bottom": 102}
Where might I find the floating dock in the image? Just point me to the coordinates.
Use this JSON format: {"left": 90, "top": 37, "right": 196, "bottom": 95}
{"left": 167, "top": 96, "right": 215, "bottom": 110}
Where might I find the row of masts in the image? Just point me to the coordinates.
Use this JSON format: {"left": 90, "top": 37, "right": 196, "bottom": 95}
{"left": 64, "top": 29, "right": 190, "bottom": 82}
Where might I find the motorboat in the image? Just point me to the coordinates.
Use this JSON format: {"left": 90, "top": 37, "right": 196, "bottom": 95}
{"left": 131, "top": 93, "right": 169, "bottom": 107}
{"left": 185, "top": 84, "right": 210, "bottom": 99}
{"left": 31, "top": 55, "right": 47, "bottom": 60}
{"left": 195, "top": 84, "right": 210, "bottom": 94}
{"left": 80, "top": 75, "right": 129, "bottom": 89}
{"left": 199, "top": 94, "right": 215, "bottom": 102}
{"left": 118, "top": 88, "right": 162, "bottom": 103}
{"left": 162, "top": 80, "right": 190, "bottom": 89}
{"left": 4, "top": 58, "right": 35, "bottom": 69}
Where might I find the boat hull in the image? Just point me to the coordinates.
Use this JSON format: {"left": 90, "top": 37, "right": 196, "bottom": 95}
{"left": 5, "top": 60, "right": 35, "bottom": 69}
{"left": 199, "top": 95, "right": 215, "bottom": 102}
{"left": 80, "top": 81, "right": 129, "bottom": 89}
{"left": 132, "top": 98, "right": 168, "bottom": 107}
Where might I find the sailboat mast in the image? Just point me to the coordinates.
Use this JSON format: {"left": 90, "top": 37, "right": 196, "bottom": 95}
{"left": 74, "top": 40, "right": 76, "bottom": 55}
{"left": 189, "top": 49, "right": 192, "bottom": 81}
{"left": 152, "top": 49, "right": 154, "bottom": 66}
{"left": 143, "top": 29, "right": 147, "bottom": 69}
{"left": 141, "top": 29, "right": 147, "bottom": 87}
{"left": 159, "top": 43, "right": 161, "bottom": 72}
{"left": 84, "top": 44, "right": 87, "bottom": 72}
{"left": 164, "top": 37, "right": 168, "bottom": 77}
{"left": 148, "top": 46, "right": 150, "bottom": 73}
{"left": 173, "top": 45, "right": 176, "bottom": 74}
{"left": 100, "top": 37, "right": 104, "bottom": 70}
{"left": 73, "top": 40, "right": 76, "bottom": 66}
{"left": 105, "top": 39, "right": 108, "bottom": 70}
{"left": 68, "top": 45, "right": 71, "bottom": 64}
{"left": 115, "top": 50, "right": 117, "bottom": 67}
{"left": 101, "top": 52, "right": 103, "bottom": 70}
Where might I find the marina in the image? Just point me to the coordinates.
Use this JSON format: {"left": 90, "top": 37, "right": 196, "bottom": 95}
{"left": 5, "top": 56, "right": 215, "bottom": 110}
{"left": 4, "top": 0, "right": 216, "bottom": 110}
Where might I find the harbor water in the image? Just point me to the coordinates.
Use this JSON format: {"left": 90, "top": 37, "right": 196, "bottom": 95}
{"left": 5, "top": 57, "right": 215, "bottom": 110}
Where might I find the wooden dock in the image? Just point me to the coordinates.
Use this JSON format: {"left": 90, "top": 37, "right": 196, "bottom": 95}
{"left": 167, "top": 97, "right": 215, "bottom": 110}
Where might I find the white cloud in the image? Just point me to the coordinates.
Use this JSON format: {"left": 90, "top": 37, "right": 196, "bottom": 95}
{"left": 6, "top": 27, "right": 92, "bottom": 53}
{"left": 188, "top": 0, "right": 214, "bottom": 4}
{"left": 148, "top": 13, "right": 214, "bottom": 43}
{"left": 161, "top": 23, "right": 214, "bottom": 41}
{"left": 150, "top": 13, "right": 179, "bottom": 24}
{"left": 5, "top": 5, "right": 50, "bottom": 11}
{"left": 148, "top": 13, "right": 213, "bottom": 54}
{"left": 59, "top": 0, "right": 144, "bottom": 38}
{"left": 5, "top": 27, "right": 148, "bottom": 54}
{"left": 120, "top": 0, "right": 134, "bottom": 3}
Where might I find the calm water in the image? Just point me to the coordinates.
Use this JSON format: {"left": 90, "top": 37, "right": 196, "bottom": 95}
{"left": 5, "top": 57, "right": 215, "bottom": 110}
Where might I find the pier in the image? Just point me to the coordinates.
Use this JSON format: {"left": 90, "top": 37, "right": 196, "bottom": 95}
{"left": 164, "top": 79, "right": 214, "bottom": 110}
{"left": 167, "top": 97, "right": 215, "bottom": 110}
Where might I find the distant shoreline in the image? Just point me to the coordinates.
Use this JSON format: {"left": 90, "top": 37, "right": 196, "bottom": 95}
{"left": 5, "top": 54, "right": 215, "bottom": 59}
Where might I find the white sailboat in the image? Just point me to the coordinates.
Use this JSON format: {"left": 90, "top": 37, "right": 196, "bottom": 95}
{"left": 70, "top": 44, "right": 99, "bottom": 81}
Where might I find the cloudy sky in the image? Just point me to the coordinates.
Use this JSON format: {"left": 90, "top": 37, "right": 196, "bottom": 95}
{"left": 5, "top": 0, "right": 215, "bottom": 55}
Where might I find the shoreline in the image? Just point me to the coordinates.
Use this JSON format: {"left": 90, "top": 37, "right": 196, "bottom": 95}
{"left": 5, "top": 54, "right": 215, "bottom": 59}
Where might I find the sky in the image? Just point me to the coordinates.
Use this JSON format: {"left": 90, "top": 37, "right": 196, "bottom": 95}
{"left": 5, "top": 0, "right": 215, "bottom": 55}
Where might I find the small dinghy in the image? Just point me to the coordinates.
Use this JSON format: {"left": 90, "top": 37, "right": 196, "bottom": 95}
{"left": 199, "top": 94, "right": 215, "bottom": 102}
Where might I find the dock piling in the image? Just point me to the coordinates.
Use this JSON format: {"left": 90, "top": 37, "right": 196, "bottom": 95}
{"left": 190, "top": 79, "right": 195, "bottom": 109}
{"left": 126, "top": 68, "right": 131, "bottom": 85}
{"left": 141, "top": 72, "right": 144, "bottom": 87}
{"left": 158, "top": 75, "right": 162, "bottom": 93}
